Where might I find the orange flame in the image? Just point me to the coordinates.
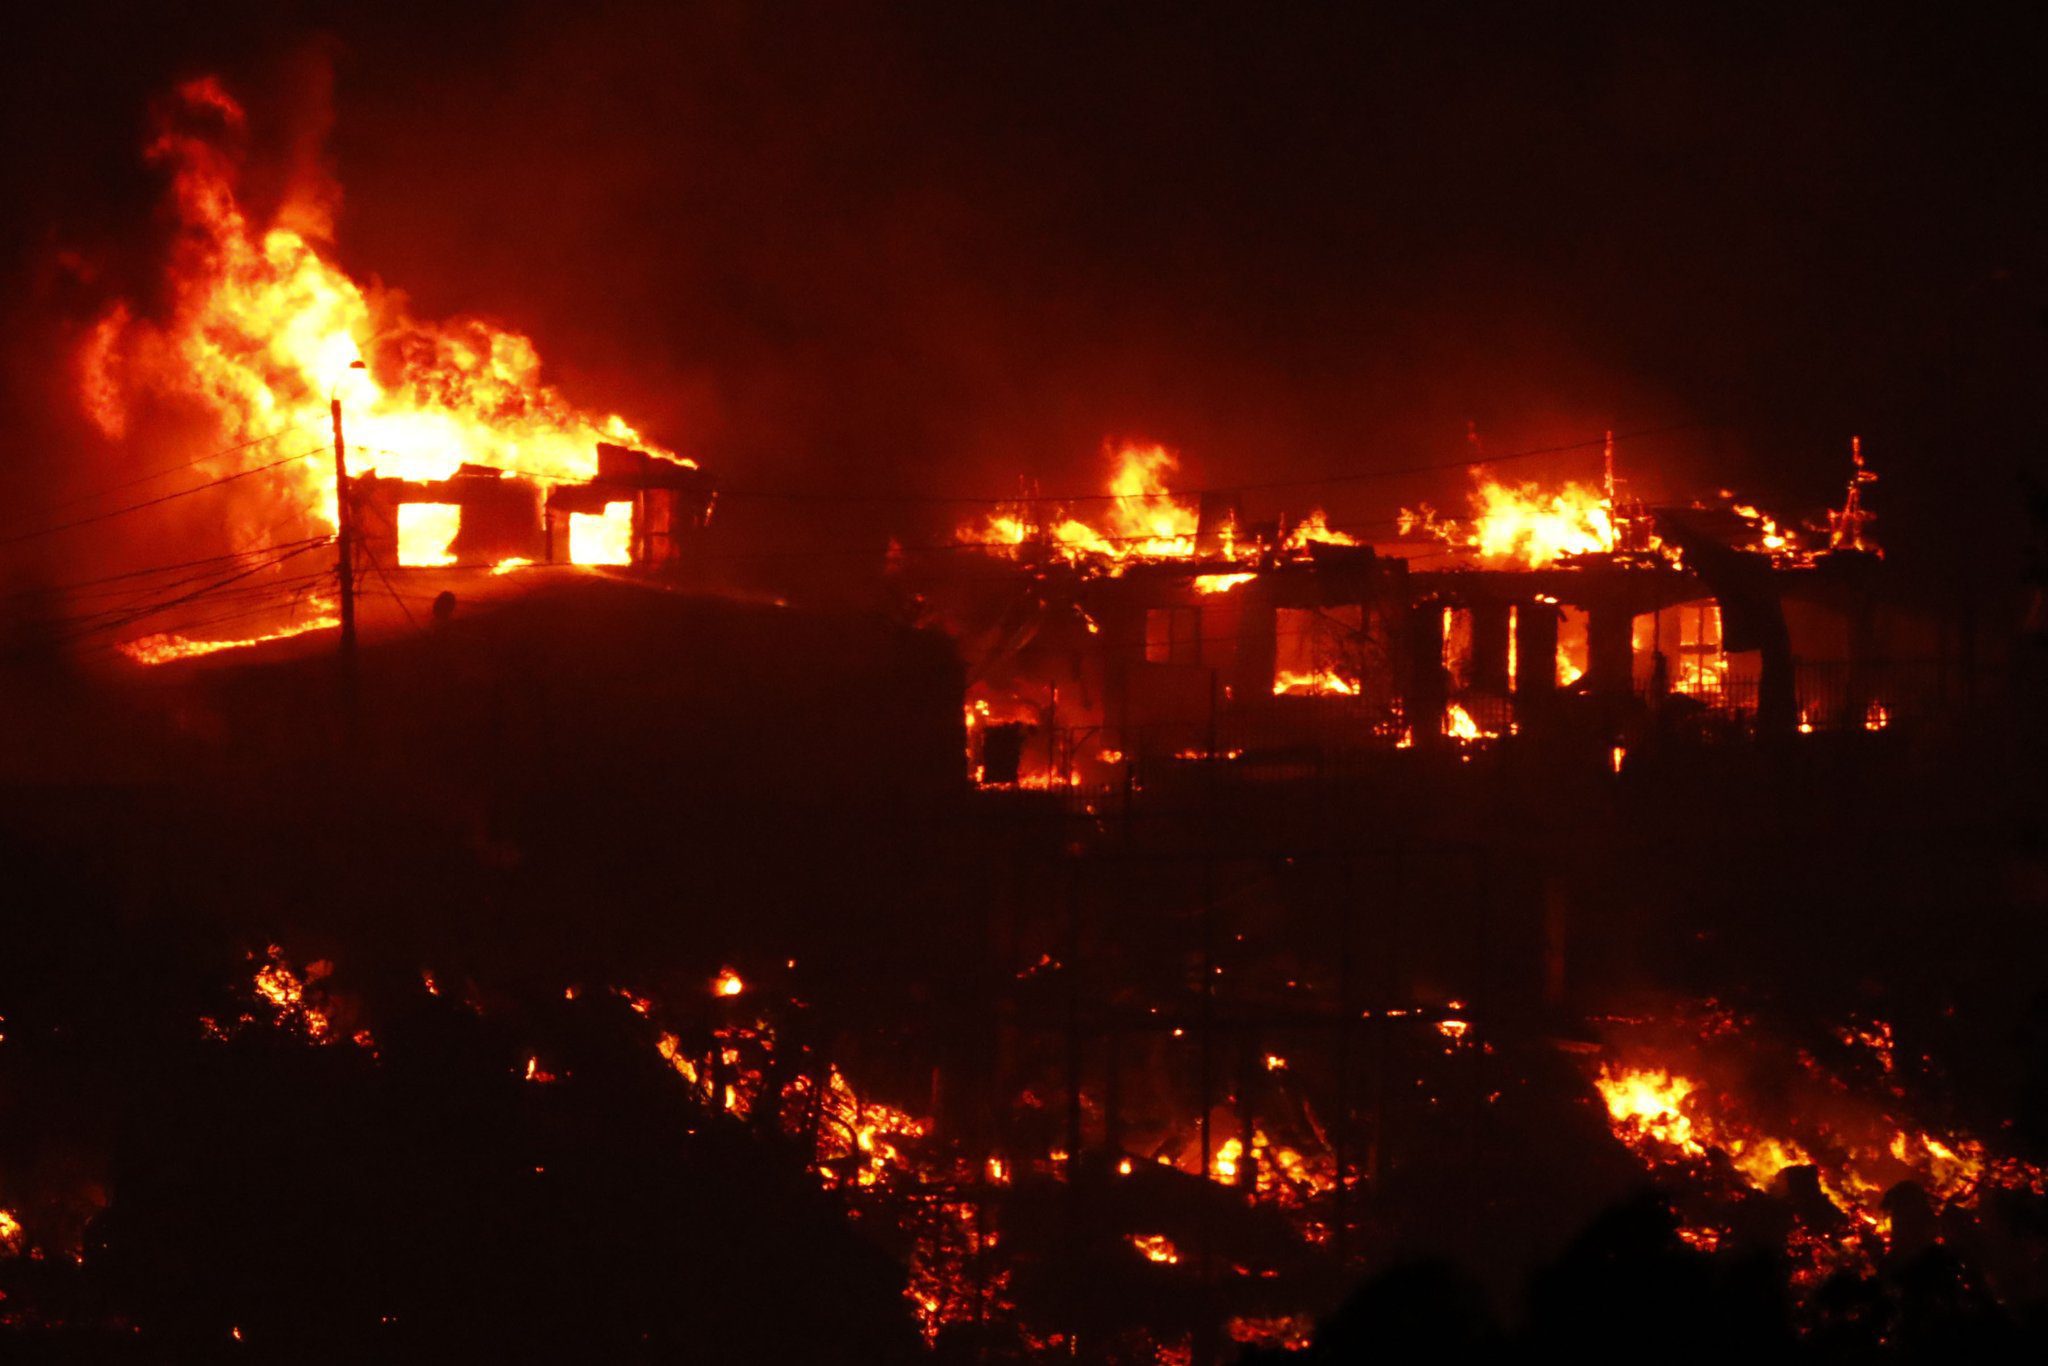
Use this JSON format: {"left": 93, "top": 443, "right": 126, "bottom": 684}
{"left": 966, "top": 442, "right": 1346, "bottom": 573}
{"left": 118, "top": 605, "right": 340, "bottom": 665}
{"left": 1128, "top": 1233, "right": 1181, "bottom": 1265}
{"left": 77, "top": 77, "right": 682, "bottom": 546}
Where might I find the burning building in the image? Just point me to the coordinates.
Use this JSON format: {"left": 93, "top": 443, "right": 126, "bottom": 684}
{"left": 62, "top": 76, "right": 715, "bottom": 671}
{"left": 927, "top": 438, "right": 1963, "bottom": 788}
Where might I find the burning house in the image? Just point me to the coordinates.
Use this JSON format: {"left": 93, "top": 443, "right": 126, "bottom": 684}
{"left": 354, "top": 442, "right": 714, "bottom": 575}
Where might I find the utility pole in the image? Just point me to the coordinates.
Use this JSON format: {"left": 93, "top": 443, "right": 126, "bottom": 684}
{"left": 330, "top": 396, "right": 357, "bottom": 663}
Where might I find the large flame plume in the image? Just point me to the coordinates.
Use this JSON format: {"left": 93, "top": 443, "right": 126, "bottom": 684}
{"left": 75, "top": 77, "right": 680, "bottom": 549}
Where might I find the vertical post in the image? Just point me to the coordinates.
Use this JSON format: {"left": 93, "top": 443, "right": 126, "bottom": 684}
{"left": 1193, "top": 670, "right": 1220, "bottom": 1366}
{"left": 331, "top": 397, "right": 357, "bottom": 663}
{"left": 1333, "top": 853, "right": 1353, "bottom": 1264}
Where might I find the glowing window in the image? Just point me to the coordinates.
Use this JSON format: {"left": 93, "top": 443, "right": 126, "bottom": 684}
{"left": 569, "top": 501, "right": 634, "bottom": 565}
{"left": 396, "top": 503, "right": 461, "bottom": 567}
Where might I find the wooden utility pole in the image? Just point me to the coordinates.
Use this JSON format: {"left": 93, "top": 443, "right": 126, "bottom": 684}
{"left": 330, "top": 396, "right": 356, "bottom": 662}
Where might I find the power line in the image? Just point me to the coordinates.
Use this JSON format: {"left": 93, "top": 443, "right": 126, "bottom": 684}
{"left": 77, "top": 587, "right": 337, "bottom": 666}
{"left": 63, "top": 554, "right": 329, "bottom": 643}
{"left": 21, "top": 424, "right": 323, "bottom": 523}
{"left": 0, "top": 536, "right": 334, "bottom": 602}
{"left": 61, "top": 538, "right": 333, "bottom": 644}
{"left": 353, "top": 536, "right": 423, "bottom": 635}
{"left": 713, "top": 420, "right": 1706, "bottom": 507}
{"left": 0, "top": 447, "right": 327, "bottom": 547}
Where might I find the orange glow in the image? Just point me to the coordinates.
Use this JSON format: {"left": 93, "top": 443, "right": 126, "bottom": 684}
{"left": 1193, "top": 572, "right": 1256, "bottom": 594}
{"left": 568, "top": 501, "right": 635, "bottom": 565}
{"left": 713, "top": 967, "right": 745, "bottom": 998}
{"left": 76, "top": 77, "right": 682, "bottom": 542}
{"left": 396, "top": 503, "right": 462, "bottom": 567}
{"left": 1556, "top": 603, "right": 1588, "bottom": 687}
{"left": 1589, "top": 1032, "right": 2042, "bottom": 1282}
{"left": 1595, "top": 1066, "right": 1706, "bottom": 1158}
{"left": 1272, "top": 669, "right": 1359, "bottom": 697}
{"left": 1129, "top": 1233, "right": 1181, "bottom": 1265}
{"left": 1864, "top": 701, "right": 1890, "bottom": 732}
{"left": 251, "top": 944, "right": 334, "bottom": 1042}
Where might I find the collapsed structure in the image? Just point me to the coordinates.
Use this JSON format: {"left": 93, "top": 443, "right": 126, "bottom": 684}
{"left": 932, "top": 440, "right": 1952, "bottom": 786}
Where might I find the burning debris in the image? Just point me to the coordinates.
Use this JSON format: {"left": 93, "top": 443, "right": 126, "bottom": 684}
{"left": 1584, "top": 1001, "right": 2047, "bottom": 1294}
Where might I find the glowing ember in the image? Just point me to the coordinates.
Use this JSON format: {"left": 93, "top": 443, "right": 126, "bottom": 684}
{"left": 1589, "top": 1009, "right": 2048, "bottom": 1285}
{"left": 1226, "top": 1316, "right": 1317, "bottom": 1351}
{"left": 1193, "top": 572, "right": 1256, "bottom": 594}
{"left": 1128, "top": 1233, "right": 1181, "bottom": 1264}
{"left": 252, "top": 944, "right": 332, "bottom": 1040}
{"left": 712, "top": 967, "right": 745, "bottom": 997}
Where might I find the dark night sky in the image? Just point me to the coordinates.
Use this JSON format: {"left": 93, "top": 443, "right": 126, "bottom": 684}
{"left": 3, "top": 1, "right": 2042, "bottom": 587}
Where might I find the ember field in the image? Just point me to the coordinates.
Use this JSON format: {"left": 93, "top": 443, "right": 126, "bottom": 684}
{"left": 2, "top": 685, "right": 2047, "bottom": 1361}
